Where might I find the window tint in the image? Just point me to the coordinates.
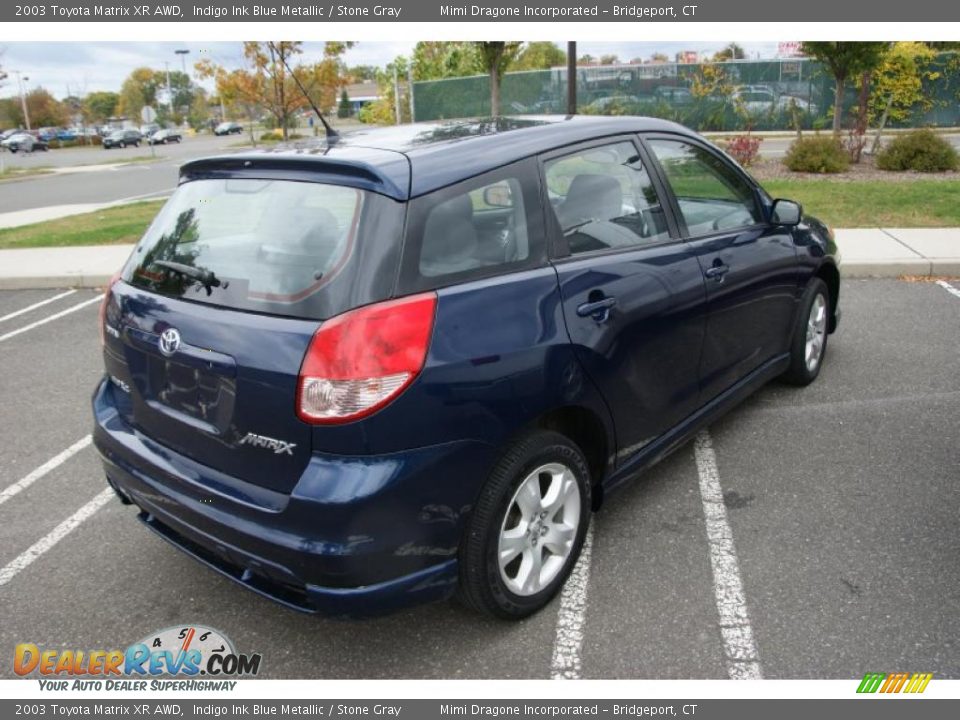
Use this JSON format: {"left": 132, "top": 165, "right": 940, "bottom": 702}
{"left": 544, "top": 141, "right": 669, "bottom": 255}
{"left": 417, "top": 177, "right": 530, "bottom": 278}
{"left": 647, "top": 139, "right": 761, "bottom": 236}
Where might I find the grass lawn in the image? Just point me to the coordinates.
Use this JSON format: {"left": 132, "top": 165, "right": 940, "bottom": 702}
{"left": 0, "top": 166, "right": 54, "bottom": 181}
{"left": 761, "top": 179, "right": 960, "bottom": 228}
{"left": 0, "top": 200, "right": 165, "bottom": 250}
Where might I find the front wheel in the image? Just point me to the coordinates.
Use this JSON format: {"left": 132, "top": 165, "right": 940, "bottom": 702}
{"left": 782, "top": 278, "right": 830, "bottom": 385}
{"left": 458, "top": 430, "right": 592, "bottom": 619}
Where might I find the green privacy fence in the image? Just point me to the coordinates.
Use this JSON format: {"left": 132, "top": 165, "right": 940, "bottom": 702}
{"left": 411, "top": 56, "right": 960, "bottom": 132}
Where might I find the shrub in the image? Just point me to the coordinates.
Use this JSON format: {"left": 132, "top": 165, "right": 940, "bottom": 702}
{"left": 724, "top": 135, "right": 762, "bottom": 167}
{"left": 875, "top": 129, "right": 959, "bottom": 172}
{"left": 784, "top": 135, "right": 850, "bottom": 173}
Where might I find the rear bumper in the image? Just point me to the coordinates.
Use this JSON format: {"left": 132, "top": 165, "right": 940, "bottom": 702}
{"left": 92, "top": 378, "right": 494, "bottom": 617}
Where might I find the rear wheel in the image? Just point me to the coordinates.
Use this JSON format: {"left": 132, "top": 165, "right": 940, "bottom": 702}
{"left": 782, "top": 278, "right": 830, "bottom": 385}
{"left": 458, "top": 430, "right": 591, "bottom": 619}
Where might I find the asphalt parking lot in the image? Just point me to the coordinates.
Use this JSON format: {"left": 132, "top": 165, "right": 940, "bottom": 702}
{"left": 0, "top": 279, "right": 958, "bottom": 679}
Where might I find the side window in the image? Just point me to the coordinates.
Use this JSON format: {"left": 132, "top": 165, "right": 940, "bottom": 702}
{"left": 418, "top": 177, "right": 530, "bottom": 278}
{"left": 647, "top": 138, "right": 761, "bottom": 237}
{"left": 544, "top": 141, "right": 670, "bottom": 255}
{"left": 400, "top": 160, "right": 544, "bottom": 293}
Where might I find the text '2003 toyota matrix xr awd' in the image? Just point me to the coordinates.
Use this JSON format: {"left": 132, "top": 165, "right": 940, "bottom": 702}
{"left": 93, "top": 116, "right": 840, "bottom": 619}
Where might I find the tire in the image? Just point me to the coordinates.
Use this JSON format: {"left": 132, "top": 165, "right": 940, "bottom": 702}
{"left": 458, "top": 430, "right": 592, "bottom": 619}
{"left": 782, "top": 278, "right": 830, "bottom": 386}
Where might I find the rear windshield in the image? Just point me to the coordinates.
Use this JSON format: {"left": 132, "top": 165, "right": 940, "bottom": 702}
{"left": 123, "top": 178, "right": 403, "bottom": 320}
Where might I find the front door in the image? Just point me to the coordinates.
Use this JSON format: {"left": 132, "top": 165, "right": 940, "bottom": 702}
{"left": 645, "top": 136, "right": 799, "bottom": 402}
{"left": 544, "top": 138, "right": 708, "bottom": 464}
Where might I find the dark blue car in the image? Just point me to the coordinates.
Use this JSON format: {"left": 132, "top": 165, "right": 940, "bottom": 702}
{"left": 93, "top": 116, "right": 840, "bottom": 619}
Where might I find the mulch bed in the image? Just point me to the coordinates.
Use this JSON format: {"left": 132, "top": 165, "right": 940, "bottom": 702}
{"left": 746, "top": 154, "right": 960, "bottom": 182}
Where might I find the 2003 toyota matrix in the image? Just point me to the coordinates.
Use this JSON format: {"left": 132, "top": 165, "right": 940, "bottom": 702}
{"left": 93, "top": 116, "right": 840, "bottom": 619}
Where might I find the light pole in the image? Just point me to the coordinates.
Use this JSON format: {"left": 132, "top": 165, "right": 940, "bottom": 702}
{"left": 175, "top": 48, "right": 189, "bottom": 76}
{"left": 14, "top": 71, "right": 31, "bottom": 131}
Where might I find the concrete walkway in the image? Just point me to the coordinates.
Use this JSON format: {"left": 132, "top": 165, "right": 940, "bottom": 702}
{"left": 0, "top": 228, "right": 956, "bottom": 290}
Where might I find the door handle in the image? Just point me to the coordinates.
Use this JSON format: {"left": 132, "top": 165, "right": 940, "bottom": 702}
{"left": 576, "top": 296, "right": 617, "bottom": 321}
{"left": 704, "top": 261, "right": 730, "bottom": 281}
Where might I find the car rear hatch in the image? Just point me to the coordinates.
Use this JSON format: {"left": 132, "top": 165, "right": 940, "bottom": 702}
{"left": 101, "top": 157, "right": 407, "bottom": 495}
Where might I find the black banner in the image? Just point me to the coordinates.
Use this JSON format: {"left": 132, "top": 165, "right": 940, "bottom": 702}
{"left": 5, "top": 0, "right": 960, "bottom": 23}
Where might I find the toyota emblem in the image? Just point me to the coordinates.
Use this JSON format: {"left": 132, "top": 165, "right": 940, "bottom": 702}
{"left": 159, "top": 328, "right": 181, "bottom": 357}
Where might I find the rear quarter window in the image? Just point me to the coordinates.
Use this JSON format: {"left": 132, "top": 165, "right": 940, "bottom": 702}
{"left": 397, "top": 159, "right": 546, "bottom": 293}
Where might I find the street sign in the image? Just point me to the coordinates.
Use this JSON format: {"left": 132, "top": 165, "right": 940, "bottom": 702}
{"left": 141, "top": 106, "right": 157, "bottom": 123}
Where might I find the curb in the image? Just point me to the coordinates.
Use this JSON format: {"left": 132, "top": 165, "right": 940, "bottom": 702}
{"left": 0, "top": 274, "right": 114, "bottom": 290}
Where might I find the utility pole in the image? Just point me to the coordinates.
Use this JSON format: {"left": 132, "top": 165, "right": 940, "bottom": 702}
{"left": 164, "top": 61, "right": 173, "bottom": 114}
{"left": 393, "top": 65, "right": 402, "bottom": 124}
{"left": 14, "top": 71, "right": 31, "bottom": 131}
{"left": 407, "top": 66, "right": 416, "bottom": 123}
{"left": 566, "top": 42, "right": 577, "bottom": 116}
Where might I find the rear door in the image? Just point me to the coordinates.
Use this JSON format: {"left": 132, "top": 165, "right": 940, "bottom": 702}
{"left": 101, "top": 174, "right": 405, "bottom": 494}
{"left": 543, "top": 137, "right": 708, "bottom": 464}
{"left": 643, "top": 136, "right": 799, "bottom": 402}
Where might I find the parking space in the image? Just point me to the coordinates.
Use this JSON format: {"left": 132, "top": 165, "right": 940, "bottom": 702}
{"left": 0, "top": 279, "right": 957, "bottom": 678}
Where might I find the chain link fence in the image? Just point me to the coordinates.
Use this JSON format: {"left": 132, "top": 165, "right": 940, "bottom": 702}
{"left": 412, "top": 56, "right": 960, "bottom": 131}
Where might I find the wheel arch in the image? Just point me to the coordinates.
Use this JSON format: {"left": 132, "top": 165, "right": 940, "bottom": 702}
{"left": 815, "top": 260, "right": 840, "bottom": 333}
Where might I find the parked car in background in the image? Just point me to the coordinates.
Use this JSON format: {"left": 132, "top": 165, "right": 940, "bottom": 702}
{"left": 214, "top": 121, "right": 244, "bottom": 136}
{"left": 37, "top": 127, "right": 61, "bottom": 142}
{"left": 731, "top": 85, "right": 817, "bottom": 116}
{"left": 584, "top": 95, "right": 644, "bottom": 114}
{"left": 56, "top": 128, "right": 78, "bottom": 142}
{"left": 148, "top": 129, "right": 183, "bottom": 145}
{"left": 94, "top": 115, "right": 840, "bottom": 619}
{"left": 653, "top": 86, "right": 694, "bottom": 105}
{"left": 0, "top": 128, "right": 23, "bottom": 143}
{"left": 103, "top": 129, "right": 143, "bottom": 149}
{"left": 140, "top": 123, "right": 161, "bottom": 137}
{"left": 1, "top": 132, "right": 48, "bottom": 153}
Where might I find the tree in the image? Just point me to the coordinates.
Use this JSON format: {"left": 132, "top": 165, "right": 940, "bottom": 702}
{"left": 578, "top": 54, "right": 596, "bottom": 65}
{"left": 410, "top": 42, "right": 479, "bottom": 81}
{"left": 512, "top": 42, "right": 566, "bottom": 71}
{"left": 3, "top": 88, "right": 68, "bottom": 128}
{"left": 117, "top": 67, "right": 160, "bottom": 119}
{"left": 801, "top": 42, "right": 888, "bottom": 132}
{"left": 650, "top": 52, "right": 670, "bottom": 64}
{"left": 713, "top": 43, "right": 746, "bottom": 62}
{"left": 476, "top": 42, "right": 522, "bottom": 117}
{"left": 868, "top": 42, "right": 941, "bottom": 152}
{"left": 600, "top": 54, "right": 620, "bottom": 66}
{"left": 197, "top": 41, "right": 352, "bottom": 140}
{"left": 337, "top": 89, "right": 351, "bottom": 118}
{"left": 83, "top": 91, "right": 119, "bottom": 123}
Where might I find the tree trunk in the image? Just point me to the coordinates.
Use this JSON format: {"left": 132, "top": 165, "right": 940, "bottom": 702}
{"left": 490, "top": 62, "right": 501, "bottom": 117}
{"left": 870, "top": 95, "right": 894, "bottom": 155}
{"left": 833, "top": 77, "right": 845, "bottom": 134}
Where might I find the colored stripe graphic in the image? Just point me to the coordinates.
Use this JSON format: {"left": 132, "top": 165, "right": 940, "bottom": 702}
{"left": 857, "top": 672, "right": 932, "bottom": 694}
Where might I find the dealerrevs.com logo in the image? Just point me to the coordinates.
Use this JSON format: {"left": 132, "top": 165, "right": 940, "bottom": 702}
{"left": 14, "top": 625, "right": 262, "bottom": 691}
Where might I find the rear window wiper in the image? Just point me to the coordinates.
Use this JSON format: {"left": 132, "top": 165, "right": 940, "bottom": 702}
{"left": 154, "top": 260, "right": 224, "bottom": 295}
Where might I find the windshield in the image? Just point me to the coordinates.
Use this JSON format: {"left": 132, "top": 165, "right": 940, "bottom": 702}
{"left": 122, "top": 178, "right": 402, "bottom": 320}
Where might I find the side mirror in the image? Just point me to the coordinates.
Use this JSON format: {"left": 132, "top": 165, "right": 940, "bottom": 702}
{"left": 482, "top": 183, "right": 514, "bottom": 208}
{"left": 771, "top": 198, "right": 802, "bottom": 226}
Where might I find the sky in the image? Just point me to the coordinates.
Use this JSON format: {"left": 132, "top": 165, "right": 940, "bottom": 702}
{"left": 0, "top": 41, "right": 782, "bottom": 99}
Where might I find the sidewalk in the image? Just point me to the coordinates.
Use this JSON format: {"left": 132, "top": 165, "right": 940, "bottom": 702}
{"left": 0, "top": 229, "right": 956, "bottom": 290}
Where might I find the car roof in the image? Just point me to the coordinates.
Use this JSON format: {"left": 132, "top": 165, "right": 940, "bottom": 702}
{"left": 180, "top": 115, "right": 698, "bottom": 200}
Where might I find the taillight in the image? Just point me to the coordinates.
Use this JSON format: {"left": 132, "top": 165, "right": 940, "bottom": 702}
{"left": 297, "top": 293, "right": 437, "bottom": 424}
{"left": 98, "top": 271, "right": 122, "bottom": 347}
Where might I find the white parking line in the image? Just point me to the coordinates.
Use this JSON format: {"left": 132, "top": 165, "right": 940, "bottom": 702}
{"left": 550, "top": 524, "right": 594, "bottom": 680}
{"left": 693, "top": 431, "right": 764, "bottom": 680}
{"left": 0, "top": 294, "right": 103, "bottom": 344}
{"left": 0, "top": 289, "right": 77, "bottom": 324}
{"left": 0, "top": 487, "right": 113, "bottom": 588}
{"left": 0, "top": 436, "right": 92, "bottom": 507}
{"left": 935, "top": 279, "right": 960, "bottom": 300}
